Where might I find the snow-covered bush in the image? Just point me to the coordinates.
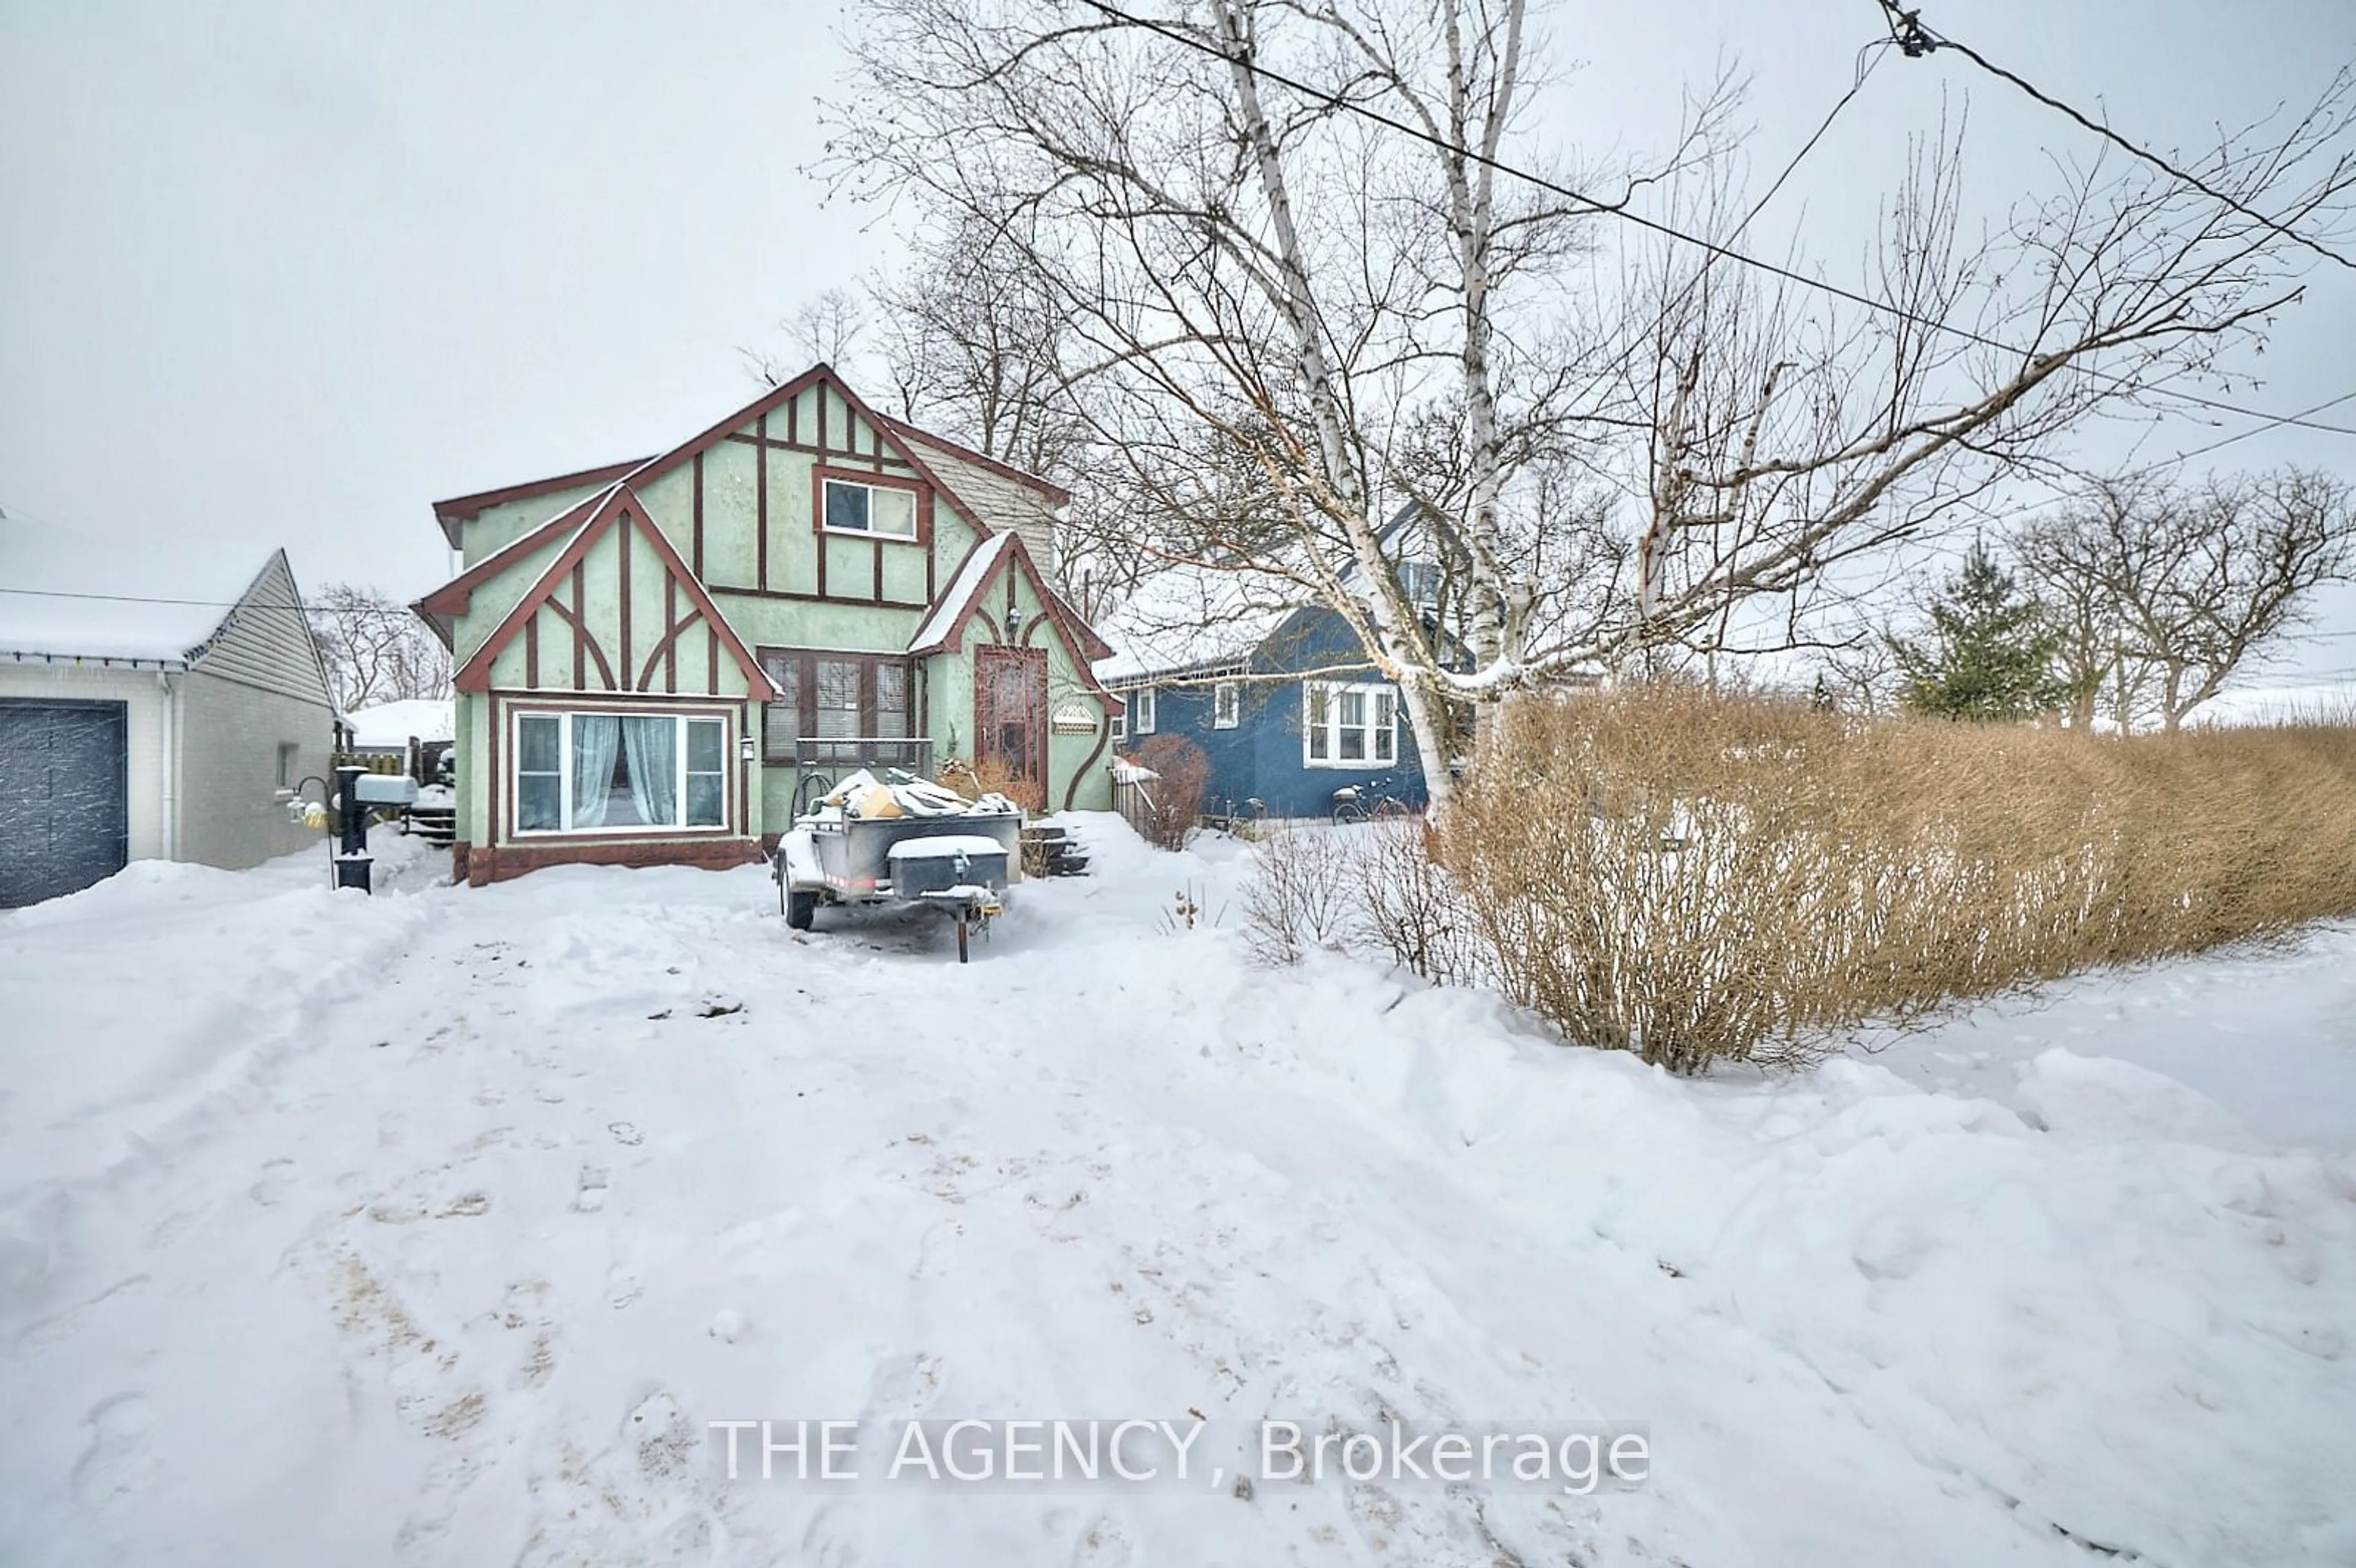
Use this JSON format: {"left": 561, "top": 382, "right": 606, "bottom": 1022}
{"left": 1442, "top": 684, "right": 2356, "bottom": 1073}
{"left": 1242, "top": 823, "right": 1357, "bottom": 963}
{"left": 1245, "top": 817, "right": 1492, "bottom": 983}
{"left": 1356, "top": 816, "right": 1493, "bottom": 986}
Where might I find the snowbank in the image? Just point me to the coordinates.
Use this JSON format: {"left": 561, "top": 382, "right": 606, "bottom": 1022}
{"left": 0, "top": 817, "right": 2349, "bottom": 1566}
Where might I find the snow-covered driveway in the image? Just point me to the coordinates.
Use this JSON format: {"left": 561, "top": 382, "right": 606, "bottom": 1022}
{"left": 2, "top": 823, "right": 2352, "bottom": 1567}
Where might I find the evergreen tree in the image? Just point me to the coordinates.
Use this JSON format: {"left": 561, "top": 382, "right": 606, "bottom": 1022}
{"left": 1888, "top": 542, "right": 2077, "bottom": 721}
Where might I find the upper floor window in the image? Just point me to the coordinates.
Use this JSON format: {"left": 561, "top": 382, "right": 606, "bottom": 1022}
{"left": 1213, "top": 682, "right": 1241, "bottom": 729}
{"left": 1303, "top": 680, "right": 1397, "bottom": 768}
{"left": 822, "top": 478, "right": 917, "bottom": 539}
{"left": 1132, "top": 686, "right": 1157, "bottom": 734}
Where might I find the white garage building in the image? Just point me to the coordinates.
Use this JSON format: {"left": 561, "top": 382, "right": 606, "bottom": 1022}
{"left": 0, "top": 525, "right": 337, "bottom": 907}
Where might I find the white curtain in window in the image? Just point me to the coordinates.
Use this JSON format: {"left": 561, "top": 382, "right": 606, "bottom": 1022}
{"left": 622, "top": 715, "right": 677, "bottom": 826}
{"left": 569, "top": 715, "right": 620, "bottom": 828}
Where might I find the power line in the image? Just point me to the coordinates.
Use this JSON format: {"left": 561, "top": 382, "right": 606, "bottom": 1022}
{"left": 1067, "top": 0, "right": 2356, "bottom": 441}
{"left": 1876, "top": 0, "right": 2356, "bottom": 274}
{"left": 1735, "top": 40, "right": 1890, "bottom": 242}
{"left": 2162, "top": 387, "right": 2356, "bottom": 465}
{"left": 0, "top": 584, "right": 314, "bottom": 612}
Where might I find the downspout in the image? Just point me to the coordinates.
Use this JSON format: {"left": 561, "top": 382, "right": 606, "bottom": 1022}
{"left": 157, "top": 669, "right": 178, "bottom": 861}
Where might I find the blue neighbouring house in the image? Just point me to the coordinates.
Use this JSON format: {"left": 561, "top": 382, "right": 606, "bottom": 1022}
{"left": 1093, "top": 567, "right": 1439, "bottom": 821}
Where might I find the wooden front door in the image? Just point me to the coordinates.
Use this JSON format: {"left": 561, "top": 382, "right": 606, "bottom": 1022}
{"left": 974, "top": 646, "right": 1049, "bottom": 810}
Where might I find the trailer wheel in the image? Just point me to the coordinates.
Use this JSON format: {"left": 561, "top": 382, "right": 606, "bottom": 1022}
{"left": 787, "top": 888, "right": 817, "bottom": 931}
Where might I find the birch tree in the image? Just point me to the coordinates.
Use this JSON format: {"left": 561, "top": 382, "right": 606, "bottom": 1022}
{"left": 825, "top": 0, "right": 2356, "bottom": 801}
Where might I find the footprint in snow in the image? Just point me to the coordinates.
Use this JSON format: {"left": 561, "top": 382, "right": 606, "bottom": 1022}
{"left": 1069, "top": 1512, "right": 1139, "bottom": 1567}
{"left": 70, "top": 1394, "right": 156, "bottom": 1507}
{"left": 608, "top": 1121, "right": 644, "bottom": 1147}
{"left": 572, "top": 1167, "right": 609, "bottom": 1214}
{"left": 249, "top": 1158, "right": 298, "bottom": 1207}
{"left": 865, "top": 1350, "right": 944, "bottom": 1416}
{"left": 799, "top": 1501, "right": 866, "bottom": 1567}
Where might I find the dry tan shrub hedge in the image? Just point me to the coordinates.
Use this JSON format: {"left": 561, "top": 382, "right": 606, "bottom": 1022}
{"left": 1439, "top": 685, "right": 2356, "bottom": 1073}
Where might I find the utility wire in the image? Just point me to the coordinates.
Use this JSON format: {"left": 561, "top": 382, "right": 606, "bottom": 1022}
{"left": 1735, "top": 39, "right": 1890, "bottom": 242}
{"left": 1067, "top": 0, "right": 2356, "bottom": 440}
{"left": 1876, "top": 0, "right": 2356, "bottom": 273}
{"left": 2163, "top": 386, "right": 2356, "bottom": 464}
{"left": 0, "top": 585, "right": 317, "bottom": 612}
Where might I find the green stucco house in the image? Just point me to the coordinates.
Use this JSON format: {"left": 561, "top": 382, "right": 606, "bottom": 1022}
{"left": 415, "top": 364, "right": 1118, "bottom": 885}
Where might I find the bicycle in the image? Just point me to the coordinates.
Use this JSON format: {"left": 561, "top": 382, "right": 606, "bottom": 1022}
{"left": 1330, "top": 778, "right": 1417, "bottom": 825}
{"left": 1199, "top": 796, "right": 1268, "bottom": 836}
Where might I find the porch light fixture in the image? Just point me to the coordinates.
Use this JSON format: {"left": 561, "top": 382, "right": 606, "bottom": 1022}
{"left": 739, "top": 734, "right": 758, "bottom": 764}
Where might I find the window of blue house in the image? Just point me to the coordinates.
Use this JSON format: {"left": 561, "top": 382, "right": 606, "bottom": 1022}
{"left": 1213, "top": 682, "right": 1241, "bottom": 729}
{"left": 1303, "top": 680, "right": 1398, "bottom": 768}
{"left": 1133, "top": 687, "right": 1156, "bottom": 734}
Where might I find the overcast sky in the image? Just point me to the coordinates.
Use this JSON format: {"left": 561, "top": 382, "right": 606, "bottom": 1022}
{"left": 4, "top": 0, "right": 2352, "bottom": 689}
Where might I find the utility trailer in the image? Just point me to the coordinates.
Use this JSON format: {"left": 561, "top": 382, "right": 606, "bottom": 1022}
{"left": 774, "top": 801, "right": 1023, "bottom": 963}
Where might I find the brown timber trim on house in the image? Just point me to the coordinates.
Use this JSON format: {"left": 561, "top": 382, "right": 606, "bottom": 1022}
{"left": 431, "top": 457, "right": 653, "bottom": 548}
{"left": 452, "top": 485, "right": 775, "bottom": 702}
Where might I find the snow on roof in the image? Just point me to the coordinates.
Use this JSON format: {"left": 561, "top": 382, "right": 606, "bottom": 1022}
{"left": 1091, "top": 563, "right": 1306, "bottom": 685}
{"left": 0, "top": 518, "right": 268, "bottom": 664}
{"left": 908, "top": 534, "right": 1017, "bottom": 654}
{"left": 345, "top": 698, "right": 456, "bottom": 748}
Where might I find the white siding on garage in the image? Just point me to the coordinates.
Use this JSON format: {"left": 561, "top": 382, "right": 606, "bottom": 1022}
{"left": 174, "top": 669, "right": 336, "bottom": 869}
{"left": 1, "top": 548, "right": 339, "bottom": 884}
{"left": 192, "top": 551, "right": 335, "bottom": 706}
{"left": 171, "top": 549, "right": 337, "bottom": 869}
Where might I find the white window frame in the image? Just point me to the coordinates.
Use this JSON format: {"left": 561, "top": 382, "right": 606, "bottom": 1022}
{"left": 1110, "top": 707, "right": 1127, "bottom": 743}
{"left": 1301, "top": 680, "right": 1398, "bottom": 769}
{"left": 1212, "top": 682, "right": 1241, "bottom": 730}
{"left": 511, "top": 710, "right": 732, "bottom": 836}
{"left": 819, "top": 477, "right": 920, "bottom": 541}
{"left": 1132, "top": 686, "right": 1157, "bottom": 735}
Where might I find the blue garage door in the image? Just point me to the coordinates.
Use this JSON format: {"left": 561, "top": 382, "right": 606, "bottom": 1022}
{"left": 0, "top": 699, "right": 130, "bottom": 909}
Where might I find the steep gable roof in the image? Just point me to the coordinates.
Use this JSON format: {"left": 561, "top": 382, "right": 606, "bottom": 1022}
{"left": 622, "top": 363, "right": 984, "bottom": 532}
{"left": 452, "top": 483, "right": 774, "bottom": 699}
{"left": 909, "top": 530, "right": 1114, "bottom": 677}
{"left": 0, "top": 518, "right": 278, "bottom": 666}
{"left": 431, "top": 458, "right": 653, "bottom": 549}
{"left": 880, "top": 419, "right": 1069, "bottom": 566}
{"left": 423, "top": 365, "right": 1084, "bottom": 583}
{"left": 1091, "top": 562, "right": 1309, "bottom": 684}
{"left": 414, "top": 482, "right": 622, "bottom": 645}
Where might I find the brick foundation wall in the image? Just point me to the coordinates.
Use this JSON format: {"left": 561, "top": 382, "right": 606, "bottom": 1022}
{"left": 452, "top": 838, "right": 764, "bottom": 886}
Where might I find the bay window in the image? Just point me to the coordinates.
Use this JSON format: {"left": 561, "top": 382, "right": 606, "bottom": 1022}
{"left": 513, "top": 711, "right": 729, "bottom": 834}
{"left": 1301, "top": 680, "right": 1398, "bottom": 769}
